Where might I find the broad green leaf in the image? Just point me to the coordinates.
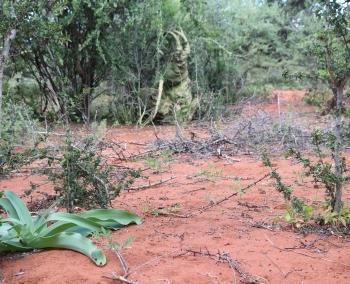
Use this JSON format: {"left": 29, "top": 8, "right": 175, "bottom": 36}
{"left": 29, "top": 232, "right": 107, "bottom": 266}
{"left": 340, "top": 217, "right": 347, "bottom": 227}
{"left": 0, "top": 223, "right": 15, "bottom": 240}
{"left": 85, "top": 219, "right": 125, "bottom": 230}
{"left": 3, "top": 191, "right": 33, "bottom": 231}
{"left": 38, "top": 222, "right": 77, "bottom": 237}
{"left": 0, "top": 198, "right": 19, "bottom": 221}
{"left": 46, "top": 212, "right": 104, "bottom": 232}
{"left": 0, "top": 239, "right": 31, "bottom": 252}
{"left": 303, "top": 205, "right": 314, "bottom": 220}
{"left": 0, "top": 191, "right": 140, "bottom": 266}
{"left": 79, "top": 209, "right": 142, "bottom": 225}
{"left": 283, "top": 211, "right": 292, "bottom": 222}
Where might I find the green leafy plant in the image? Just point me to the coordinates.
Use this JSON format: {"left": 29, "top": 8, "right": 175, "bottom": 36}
{"left": 48, "top": 132, "right": 140, "bottom": 212}
{"left": 286, "top": 129, "right": 348, "bottom": 212}
{"left": 308, "top": 0, "right": 350, "bottom": 214}
{"left": 0, "top": 128, "right": 141, "bottom": 212}
{"left": 262, "top": 152, "right": 315, "bottom": 228}
{"left": 144, "top": 149, "right": 173, "bottom": 173}
{"left": 0, "top": 191, "right": 141, "bottom": 265}
{"left": 193, "top": 163, "right": 223, "bottom": 181}
{"left": 303, "top": 88, "right": 332, "bottom": 108}
{"left": 283, "top": 198, "right": 314, "bottom": 228}
{"left": 323, "top": 206, "right": 350, "bottom": 227}
{"left": 263, "top": 127, "right": 350, "bottom": 228}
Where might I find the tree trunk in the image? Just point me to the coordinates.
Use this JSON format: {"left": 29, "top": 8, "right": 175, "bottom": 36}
{"left": 0, "top": 28, "right": 17, "bottom": 139}
{"left": 333, "top": 85, "right": 344, "bottom": 213}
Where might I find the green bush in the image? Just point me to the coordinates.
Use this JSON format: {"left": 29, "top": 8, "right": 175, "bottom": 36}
{"left": 303, "top": 89, "right": 332, "bottom": 108}
{"left": 0, "top": 102, "right": 45, "bottom": 176}
{"left": 5, "top": 73, "right": 42, "bottom": 116}
{"left": 48, "top": 133, "right": 140, "bottom": 212}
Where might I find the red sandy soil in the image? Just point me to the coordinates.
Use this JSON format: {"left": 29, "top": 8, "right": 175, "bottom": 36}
{"left": 2, "top": 90, "right": 350, "bottom": 284}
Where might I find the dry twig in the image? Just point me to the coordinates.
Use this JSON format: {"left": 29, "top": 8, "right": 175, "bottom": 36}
{"left": 127, "top": 176, "right": 176, "bottom": 191}
{"left": 178, "top": 248, "right": 259, "bottom": 284}
{"left": 264, "top": 234, "right": 350, "bottom": 268}
{"left": 105, "top": 249, "right": 138, "bottom": 284}
{"left": 188, "top": 172, "right": 270, "bottom": 217}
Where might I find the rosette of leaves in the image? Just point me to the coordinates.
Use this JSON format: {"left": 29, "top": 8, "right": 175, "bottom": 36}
{"left": 0, "top": 191, "right": 141, "bottom": 266}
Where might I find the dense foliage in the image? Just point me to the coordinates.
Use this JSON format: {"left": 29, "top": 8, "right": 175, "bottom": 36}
{"left": 1, "top": 0, "right": 325, "bottom": 123}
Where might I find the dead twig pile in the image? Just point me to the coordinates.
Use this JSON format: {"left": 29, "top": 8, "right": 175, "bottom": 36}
{"left": 152, "top": 110, "right": 313, "bottom": 158}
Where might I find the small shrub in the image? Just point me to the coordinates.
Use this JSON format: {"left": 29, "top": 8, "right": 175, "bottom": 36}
{"left": 0, "top": 102, "right": 45, "bottom": 176}
{"left": 144, "top": 149, "right": 173, "bottom": 173}
{"left": 303, "top": 88, "right": 332, "bottom": 108}
{"left": 262, "top": 128, "right": 350, "bottom": 229}
{"left": 49, "top": 132, "right": 140, "bottom": 212}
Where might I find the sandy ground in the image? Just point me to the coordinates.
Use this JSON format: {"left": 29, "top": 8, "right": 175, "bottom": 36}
{"left": 1, "top": 90, "right": 350, "bottom": 284}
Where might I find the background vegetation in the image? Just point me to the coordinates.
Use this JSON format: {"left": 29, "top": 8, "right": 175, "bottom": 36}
{"left": 3, "top": 3, "right": 350, "bottom": 277}
{"left": 0, "top": 0, "right": 331, "bottom": 125}
{"left": 1, "top": 0, "right": 350, "bottom": 219}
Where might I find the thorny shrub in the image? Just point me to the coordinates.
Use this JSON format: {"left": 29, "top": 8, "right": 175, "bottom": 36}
{"left": 303, "top": 88, "right": 332, "bottom": 109}
{"left": 262, "top": 128, "right": 350, "bottom": 228}
{"left": 0, "top": 102, "right": 45, "bottom": 176}
{"left": 0, "top": 124, "right": 141, "bottom": 212}
{"left": 48, "top": 133, "right": 139, "bottom": 212}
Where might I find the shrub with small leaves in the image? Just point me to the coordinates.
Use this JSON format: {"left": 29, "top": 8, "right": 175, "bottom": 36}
{"left": 48, "top": 132, "right": 140, "bottom": 212}
{"left": 287, "top": 129, "right": 348, "bottom": 212}
{"left": 263, "top": 127, "right": 350, "bottom": 228}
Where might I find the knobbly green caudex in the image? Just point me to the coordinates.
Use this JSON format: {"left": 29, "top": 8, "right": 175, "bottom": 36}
{"left": 153, "top": 29, "right": 198, "bottom": 123}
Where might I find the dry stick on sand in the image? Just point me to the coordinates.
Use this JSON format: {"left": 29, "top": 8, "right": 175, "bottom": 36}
{"left": 264, "top": 234, "right": 350, "bottom": 268}
{"left": 179, "top": 248, "right": 259, "bottom": 284}
{"left": 156, "top": 172, "right": 270, "bottom": 218}
{"left": 105, "top": 249, "right": 138, "bottom": 284}
{"left": 106, "top": 250, "right": 183, "bottom": 283}
{"left": 176, "top": 172, "right": 271, "bottom": 218}
{"left": 127, "top": 176, "right": 176, "bottom": 191}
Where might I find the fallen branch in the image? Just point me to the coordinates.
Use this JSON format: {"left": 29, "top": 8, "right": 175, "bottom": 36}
{"left": 127, "top": 176, "right": 176, "bottom": 191}
{"left": 162, "top": 172, "right": 270, "bottom": 219}
{"left": 151, "top": 109, "right": 313, "bottom": 158}
{"left": 178, "top": 248, "right": 259, "bottom": 284}
{"left": 106, "top": 249, "right": 138, "bottom": 284}
{"left": 187, "top": 172, "right": 270, "bottom": 217}
{"left": 264, "top": 234, "right": 350, "bottom": 268}
{"left": 109, "top": 273, "right": 137, "bottom": 284}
